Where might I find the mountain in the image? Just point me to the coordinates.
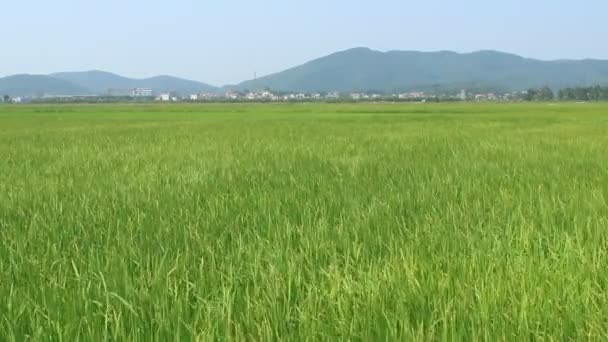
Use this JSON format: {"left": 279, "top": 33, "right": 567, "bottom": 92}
{"left": 232, "top": 48, "right": 608, "bottom": 93}
{"left": 50, "top": 71, "right": 134, "bottom": 94}
{"left": 132, "top": 75, "right": 218, "bottom": 95}
{"left": 0, "top": 75, "right": 91, "bottom": 97}
{"left": 51, "top": 71, "right": 218, "bottom": 95}
{"left": 4, "top": 49, "right": 608, "bottom": 97}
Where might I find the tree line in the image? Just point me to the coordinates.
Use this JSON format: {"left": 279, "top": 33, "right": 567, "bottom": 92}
{"left": 525, "top": 87, "right": 554, "bottom": 101}
{"left": 558, "top": 86, "right": 608, "bottom": 101}
{"left": 523, "top": 85, "right": 608, "bottom": 101}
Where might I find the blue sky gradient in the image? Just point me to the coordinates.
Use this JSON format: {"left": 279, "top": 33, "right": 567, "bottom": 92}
{"left": 2, "top": 0, "right": 607, "bottom": 85}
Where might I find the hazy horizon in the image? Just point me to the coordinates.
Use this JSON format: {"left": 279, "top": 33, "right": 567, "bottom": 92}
{"left": 3, "top": 0, "right": 608, "bottom": 85}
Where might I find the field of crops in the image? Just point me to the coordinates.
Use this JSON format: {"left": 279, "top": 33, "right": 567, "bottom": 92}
{"left": 1, "top": 102, "right": 608, "bottom": 340}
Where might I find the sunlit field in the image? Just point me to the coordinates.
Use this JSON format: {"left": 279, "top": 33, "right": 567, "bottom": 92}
{"left": 1, "top": 102, "right": 608, "bottom": 340}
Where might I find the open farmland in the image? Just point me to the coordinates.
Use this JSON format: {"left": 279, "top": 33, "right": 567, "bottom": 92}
{"left": 1, "top": 103, "right": 608, "bottom": 340}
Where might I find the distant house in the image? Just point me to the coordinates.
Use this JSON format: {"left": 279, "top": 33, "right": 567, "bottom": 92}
{"left": 459, "top": 90, "right": 467, "bottom": 101}
{"left": 225, "top": 91, "right": 240, "bottom": 100}
{"left": 199, "top": 93, "right": 217, "bottom": 100}
{"left": 474, "top": 93, "right": 497, "bottom": 101}
{"left": 158, "top": 93, "right": 171, "bottom": 101}
{"left": 399, "top": 92, "right": 425, "bottom": 99}
{"left": 131, "top": 88, "right": 153, "bottom": 97}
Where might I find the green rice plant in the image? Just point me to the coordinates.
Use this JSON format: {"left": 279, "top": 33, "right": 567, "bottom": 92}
{"left": 1, "top": 102, "right": 608, "bottom": 340}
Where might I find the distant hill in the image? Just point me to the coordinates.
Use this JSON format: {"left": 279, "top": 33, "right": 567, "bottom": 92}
{"left": 4, "top": 49, "right": 608, "bottom": 97}
{"left": 232, "top": 48, "right": 608, "bottom": 93}
{"left": 0, "top": 75, "right": 91, "bottom": 97}
{"left": 51, "top": 71, "right": 218, "bottom": 95}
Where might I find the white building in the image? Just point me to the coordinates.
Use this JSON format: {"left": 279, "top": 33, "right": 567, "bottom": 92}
{"left": 159, "top": 93, "right": 171, "bottom": 101}
{"left": 460, "top": 90, "right": 467, "bottom": 101}
{"left": 225, "top": 91, "right": 240, "bottom": 100}
{"left": 199, "top": 93, "right": 217, "bottom": 100}
{"left": 131, "top": 88, "right": 153, "bottom": 97}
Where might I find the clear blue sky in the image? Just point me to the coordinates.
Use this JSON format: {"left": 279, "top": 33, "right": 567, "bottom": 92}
{"left": 2, "top": 0, "right": 607, "bottom": 86}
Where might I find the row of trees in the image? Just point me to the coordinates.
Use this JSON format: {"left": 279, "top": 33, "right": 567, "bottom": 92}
{"left": 525, "top": 87, "right": 555, "bottom": 101}
{"left": 524, "top": 85, "right": 608, "bottom": 101}
{"left": 558, "top": 86, "right": 608, "bottom": 101}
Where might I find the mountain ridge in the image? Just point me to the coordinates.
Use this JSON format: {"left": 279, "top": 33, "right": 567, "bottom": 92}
{"left": 0, "top": 71, "right": 218, "bottom": 97}
{"left": 51, "top": 71, "right": 218, "bottom": 95}
{"left": 231, "top": 48, "right": 608, "bottom": 93}
{"left": 0, "top": 74, "right": 91, "bottom": 97}
{"left": 4, "top": 48, "right": 608, "bottom": 96}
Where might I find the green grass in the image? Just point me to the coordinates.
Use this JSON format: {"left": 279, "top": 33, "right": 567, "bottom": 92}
{"left": 1, "top": 102, "right": 608, "bottom": 340}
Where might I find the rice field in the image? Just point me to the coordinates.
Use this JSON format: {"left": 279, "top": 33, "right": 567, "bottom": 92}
{"left": 1, "top": 102, "right": 608, "bottom": 340}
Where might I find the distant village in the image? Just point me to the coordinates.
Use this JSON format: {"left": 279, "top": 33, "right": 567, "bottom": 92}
{"left": 153, "top": 89, "right": 528, "bottom": 103}
{"left": 0, "top": 87, "right": 547, "bottom": 104}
